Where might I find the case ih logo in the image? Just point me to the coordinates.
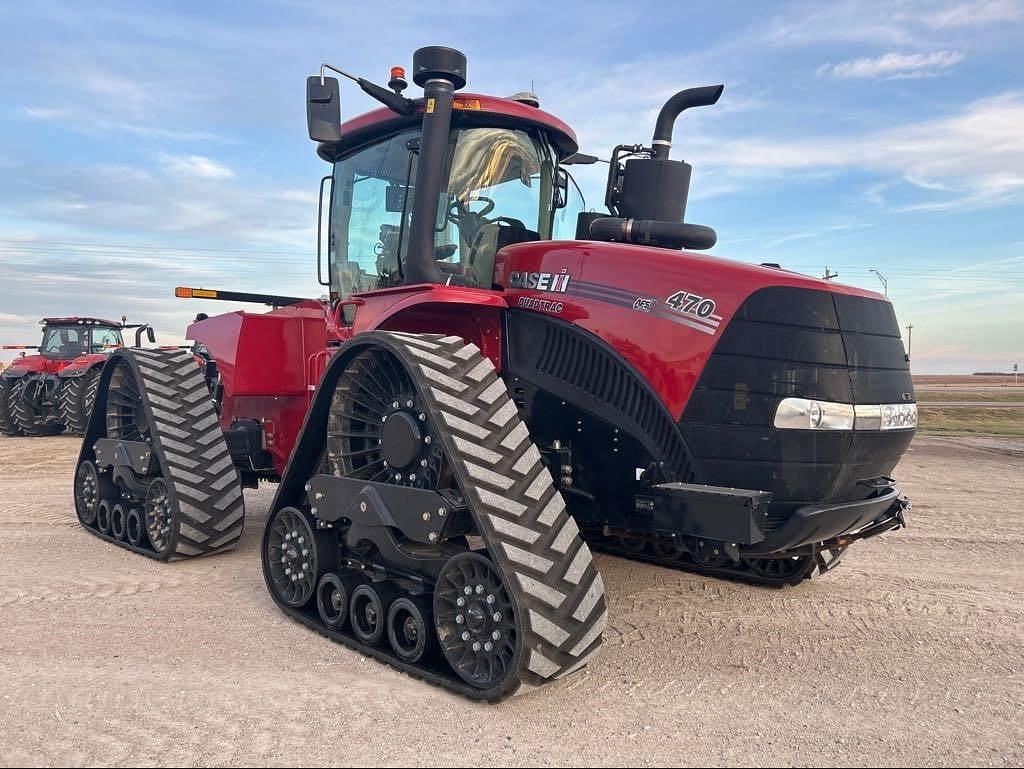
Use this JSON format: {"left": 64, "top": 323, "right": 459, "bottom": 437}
{"left": 508, "top": 270, "right": 571, "bottom": 293}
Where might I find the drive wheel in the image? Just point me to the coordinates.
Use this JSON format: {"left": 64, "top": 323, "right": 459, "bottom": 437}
{"left": 265, "top": 507, "right": 321, "bottom": 608}
{"left": 105, "top": 361, "right": 150, "bottom": 442}
{"left": 10, "top": 376, "right": 62, "bottom": 436}
{"left": 73, "top": 460, "right": 103, "bottom": 526}
{"left": 0, "top": 378, "right": 22, "bottom": 436}
{"left": 434, "top": 552, "right": 520, "bottom": 691}
{"left": 144, "top": 478, "right": 175, "bottom": 556}
{"left": 60, "top": 369, "right": 100, "bottom": 435}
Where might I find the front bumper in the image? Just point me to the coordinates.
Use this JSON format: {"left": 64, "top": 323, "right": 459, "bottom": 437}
{"left": 748, "top": 486, "right": 908, "bottom": 555}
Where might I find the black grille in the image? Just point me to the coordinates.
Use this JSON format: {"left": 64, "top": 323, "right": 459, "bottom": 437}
{"left": 681, "top": 286, "right": 914, "bottom": 514}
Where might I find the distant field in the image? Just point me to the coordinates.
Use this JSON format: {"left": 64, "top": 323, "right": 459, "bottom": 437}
{"left": 917, "top": 406, "right": 1024, "bottom": 436}
{"left": 916, "top": 389, "right": 1024, "bottom": 402}
{"left": 913, "top": 374, "right": 1021, "bottom": 388}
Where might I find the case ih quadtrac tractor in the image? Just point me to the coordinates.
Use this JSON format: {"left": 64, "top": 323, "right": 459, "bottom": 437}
{"left": 74, "top": 47, "right": 916, "bottom": 700}
{"left": 2, "top": 317, "right": 155, "bottom": 436}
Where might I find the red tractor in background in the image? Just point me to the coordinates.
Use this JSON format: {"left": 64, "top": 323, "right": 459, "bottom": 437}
{"left": 74, "top": 47, "right": 916, "bottom": 701}
{"left": 2, "top": 317, "right": 155, "bottom": 436}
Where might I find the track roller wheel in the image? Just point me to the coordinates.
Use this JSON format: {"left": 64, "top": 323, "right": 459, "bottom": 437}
{"left": 617, "top": 532, "right": 648, "bottom": 554}
{"left": 265, "top": 507, "right": 330, "bottom": 608}
{"left": 126, "top": 507, "right": 144, "bottom": 546}
{"left": 97, "top": 500, "right": 113, "bottom": 535}
{"left": 73, "top": 460, "right": 103, "bottom": 526}
{"left": 110, "top": 503, "right": 127, "bottom": 540}
{"left": 744, "top": 554, "right": 816, "bottom": 586}
{"left": 652, "top": 540, "right": 686, "bottom": 560}
{"left": 434, "top": 552, "right": 519, "bottom": 691}
{"left": 387, "top": 596, "right": 433, "bottom": 663}
{"left": 316, "top": 573, "right": 351, "bottom": 629}
{"left": 350, "top": 584, "right": 399, "bottom": 646}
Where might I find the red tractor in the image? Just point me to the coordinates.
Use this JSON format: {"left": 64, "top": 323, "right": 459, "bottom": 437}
{"left": 2, "top": 317, "right": 155, "bottom": 436}
{"left": 74, "top": 47, "right": 916, "bottom": 701}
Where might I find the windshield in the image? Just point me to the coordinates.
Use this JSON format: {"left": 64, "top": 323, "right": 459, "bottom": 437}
{"left": 40, "top": 325, "right": 122, "bottom": 358}
{"left": 329, "top": 126, "right": 561, "bottom": 299}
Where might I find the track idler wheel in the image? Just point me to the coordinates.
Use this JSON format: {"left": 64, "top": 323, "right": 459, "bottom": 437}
{"left": 265, "top": 507, "right": 332, "bottom": 609}
{"left": 316, "top": 573, "right": 351, "bottom": 629}
{"left": 126, "top": 507, "right": 144, "bottom": 546}
{"left": 144, "top": 479, "right": 175, "bottom": 556}
{"left": 73, "top": 460, "right": 104, "bottom": 526}
{"left": 110, "top": 504, "right": 127, "bottom": 540}
{"left": 387, "top": 597, "right": 433, "bottom": 663}
{"left": 434, "top": 552, "right": 520, "bottom": 691}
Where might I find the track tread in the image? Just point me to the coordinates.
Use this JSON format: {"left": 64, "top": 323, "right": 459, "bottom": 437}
{"left": 75, "top": 348, "right": 244, "bottom": 559}
{"left": 369, "top": 332, "right": 608, "bottom": 693}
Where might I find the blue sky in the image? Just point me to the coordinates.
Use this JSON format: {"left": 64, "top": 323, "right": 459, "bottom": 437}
{"left": 0, "top": 0, "right": 1022, "bottom": 372}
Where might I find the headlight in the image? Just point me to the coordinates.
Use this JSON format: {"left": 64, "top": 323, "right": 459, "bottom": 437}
{"left": 774, "top": 398, "right": 916, "bottom": 431}
{"left": 880, "top": 403, "right": 917, "bottom": 430}
{"left": 774, "top": 398, "right": 855, "bottom": 430}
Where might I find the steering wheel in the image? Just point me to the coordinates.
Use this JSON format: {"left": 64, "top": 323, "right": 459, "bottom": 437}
{"left": 449, "top": 195, "right": 495, "bottom": 222}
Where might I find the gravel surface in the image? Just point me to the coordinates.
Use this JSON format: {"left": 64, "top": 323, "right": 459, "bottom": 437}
{"left": 0, "top": 434, "right": 1021, "bottom": 767}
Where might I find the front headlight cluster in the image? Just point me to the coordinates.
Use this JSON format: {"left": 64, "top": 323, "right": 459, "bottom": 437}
{"left": 774, "top": 398, "right": 916, "bottom": 431}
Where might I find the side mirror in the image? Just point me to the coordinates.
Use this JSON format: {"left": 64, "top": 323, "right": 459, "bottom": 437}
{"left": 554, "top": 168, "right": 569, "bottom": 209}
{"left": 147, "top": 327, "right": 156, "bottom": 344}
{"left": 307, "top": 76, "right": 342, "bottom": 142}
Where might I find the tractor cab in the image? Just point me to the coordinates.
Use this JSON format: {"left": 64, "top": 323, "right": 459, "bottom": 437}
{"left": 310, "top": 52, "right": 585, "bottom": 303}
{"left": 39, "top": 319, "right": 123, "bottom": 359}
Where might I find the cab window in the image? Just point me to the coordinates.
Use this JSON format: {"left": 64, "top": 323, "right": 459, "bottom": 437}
{"left": 329, "top": 130, "right": 419, "bottom": 300}
{"left": 91, "top": 327, "right": 122, "bottom": 352}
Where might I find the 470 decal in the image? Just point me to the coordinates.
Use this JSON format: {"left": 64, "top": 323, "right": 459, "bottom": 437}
{"left": 666, "top": 290, "right": 717, "bottom": 318}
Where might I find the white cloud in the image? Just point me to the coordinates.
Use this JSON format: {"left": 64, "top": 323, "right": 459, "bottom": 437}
{"left": 818, "top": 51, "right": 965, "bottom": 79}
{"left": 923, "top": 0, "right": 1024, "bottom": 28}
{"left": 158, "top": 153, "right": 235, "bottom": 180}
{"left": 694, "top": 92, "right": 1024, "bottom": 209}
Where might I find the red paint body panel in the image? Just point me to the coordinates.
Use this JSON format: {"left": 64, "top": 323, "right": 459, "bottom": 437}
{"left": 186, "top": 287, "right": 508, "bottom": 474}
{"left": 4, "top": 353, "right": 69, "bottom": 376}
{"left": 494, "top": 241, "right": 888, "bottom": 419}
{"left": 339, "top": 93, "right": 578, "bottom": 152}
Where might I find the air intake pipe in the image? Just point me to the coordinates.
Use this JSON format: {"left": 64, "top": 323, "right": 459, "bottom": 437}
{"left": 403, "top": 46, "right": 467, "bottom": 286}
{"left": 589, "top": 217, "right": 717, "bottom": 251}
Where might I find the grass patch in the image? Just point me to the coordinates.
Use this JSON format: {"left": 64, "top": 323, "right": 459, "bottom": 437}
{"left": 917, "top": 407, "right": 1024, "bottom": 436}
{"left": 916, "top": 389, "right": 1024, "bottom": 403}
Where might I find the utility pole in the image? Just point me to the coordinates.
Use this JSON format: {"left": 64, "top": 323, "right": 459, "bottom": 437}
{"left": 870, "top": 269, "right": 888, "bottom": 297}
{"left": 1014, "top": 363, "right": 1019, "bottom": 387}
{"left": 906, "top": 323, "right": 913, "bottom": 357}
{"left": 823, "top": 266, "right": 839, "bottom": 281}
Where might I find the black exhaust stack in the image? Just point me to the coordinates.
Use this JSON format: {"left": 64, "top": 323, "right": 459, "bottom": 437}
{"left": 403, "top": 46, "right": 467, "bottom": 286}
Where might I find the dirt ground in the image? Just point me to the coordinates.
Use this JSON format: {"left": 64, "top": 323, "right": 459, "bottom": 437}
{"left": 0, "top": 435, "right": 1021, "bottom": 767}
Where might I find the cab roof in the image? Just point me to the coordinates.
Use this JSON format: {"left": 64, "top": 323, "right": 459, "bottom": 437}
{"left": 316, "top": 93, "right": 579, "bottom": 162}
{"left": 42, "top": 317, "right": 121, "bottom": 327}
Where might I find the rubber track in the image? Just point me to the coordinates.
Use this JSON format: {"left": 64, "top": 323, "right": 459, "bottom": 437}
{"left": 10, "top": 375, "right": 61, "bottom": 436}
{"left": 75, "top": 348, "right": 244, "bottom": 559}
{"left": 60, "top": 368, "right": 100, "bottom": 436}
{"left": 270, "top": 331, "right": 608, "bottom": 700}
{"left": 587, "top": 537, "right": 818, "bottom": 588}
{"left": 0, "top": 378, "right": 21, "bottom": 436}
